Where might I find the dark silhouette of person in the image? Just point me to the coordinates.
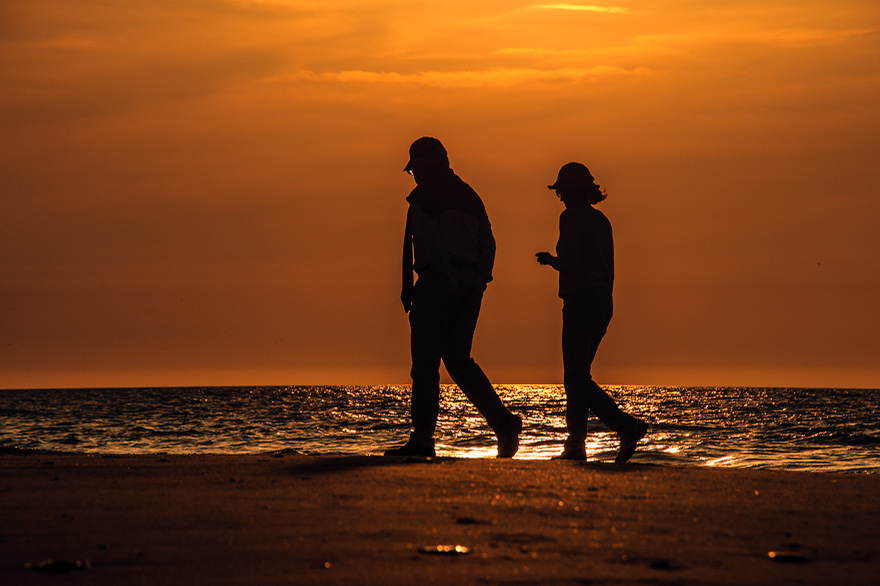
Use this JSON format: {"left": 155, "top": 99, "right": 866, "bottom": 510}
{"left": 385, "top": 137, "right": 522, "bottom": 458}
{"left": 536, "top": 162, "right": 648, "bottom": 462}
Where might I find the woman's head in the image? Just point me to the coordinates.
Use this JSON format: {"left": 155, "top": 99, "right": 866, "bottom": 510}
{"left": 548, "top": 162, "right": 607, "bottom": 205}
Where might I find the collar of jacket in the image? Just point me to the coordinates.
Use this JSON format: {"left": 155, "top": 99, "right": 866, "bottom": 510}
{"left": 406, "top": 171, "right": 485, "bottom": 220}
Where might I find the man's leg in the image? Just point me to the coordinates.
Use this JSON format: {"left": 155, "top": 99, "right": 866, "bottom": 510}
{"left": 407, "top": 279, "right": 448, "bottom": 447}
{"left": 442, "top": 292, "right": 510, "bottom": 431}
{"left": 442, "top": 289, "right": 521, "bottom": 457}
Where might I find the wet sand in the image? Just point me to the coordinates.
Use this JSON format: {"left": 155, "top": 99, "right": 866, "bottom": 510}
{"left": 2, "top": 453, "right": 878, "bottom": 585}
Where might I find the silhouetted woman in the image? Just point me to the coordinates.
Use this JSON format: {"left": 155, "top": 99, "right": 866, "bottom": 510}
{"left": 536, "top": 162, "right": 647, "bottom": 462}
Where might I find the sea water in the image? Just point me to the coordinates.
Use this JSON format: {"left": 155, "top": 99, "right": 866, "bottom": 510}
{"left": 1, "top": 385, "right": 878, "bottom": 474}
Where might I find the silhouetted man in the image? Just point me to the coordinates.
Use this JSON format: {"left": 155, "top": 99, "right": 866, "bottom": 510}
{"left": 385, "top": 137, "right": 522, "bottom": 458}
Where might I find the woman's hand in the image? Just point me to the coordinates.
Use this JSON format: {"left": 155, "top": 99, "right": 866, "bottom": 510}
{"left": 535, "top": 252, "right": 556, "bottom": 267}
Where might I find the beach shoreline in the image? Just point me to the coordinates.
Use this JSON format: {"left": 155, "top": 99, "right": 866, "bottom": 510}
{"left": 2, "top": 453, "right": 878, "bottom": 585}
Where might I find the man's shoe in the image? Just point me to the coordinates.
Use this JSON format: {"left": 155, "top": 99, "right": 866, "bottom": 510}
{"left": 383, "top": 441, "right": 435, "bottom": 458}
{"left": 552, "top": 435, "right": 586, "bottom": 461}
{"left": 615, "top": 418, "right": 648, "bottom": 463}
{"left": 552, "top": 448, "right": 587, "bottom": 461}
{"left": 496, "top": 414, "right": 522, "bottom": 458}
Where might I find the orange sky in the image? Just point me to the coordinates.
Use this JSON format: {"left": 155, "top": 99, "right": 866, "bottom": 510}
{"left": 2, "top": 0, "right": 879, "bottom": 389}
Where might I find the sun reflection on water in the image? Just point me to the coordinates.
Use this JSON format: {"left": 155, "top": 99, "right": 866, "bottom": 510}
{"left": 434, "top": 384, "right": 628, "bottom": 461}
{"left": 2, "top": 385, "right": 878, "bottom": 473}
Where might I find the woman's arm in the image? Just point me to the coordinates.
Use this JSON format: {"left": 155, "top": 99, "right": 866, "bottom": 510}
{"left": 535, "top": 251, "right": 559, "bottom": 270}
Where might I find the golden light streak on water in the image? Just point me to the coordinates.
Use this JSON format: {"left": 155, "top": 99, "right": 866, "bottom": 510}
{"left": 3, "top": 385, "right": 879, "bottom": 473}
{"left": 436, "top": 384, "right": 627, "bottom": 460}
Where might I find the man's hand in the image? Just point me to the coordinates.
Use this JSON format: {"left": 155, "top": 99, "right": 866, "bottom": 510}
{"left": 454, "top": 279, "right": 486, "bottom": 309}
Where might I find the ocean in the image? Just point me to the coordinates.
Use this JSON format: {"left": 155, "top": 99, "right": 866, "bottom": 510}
{"left": 1, "top": 385, "right": 878, "bottom": 474}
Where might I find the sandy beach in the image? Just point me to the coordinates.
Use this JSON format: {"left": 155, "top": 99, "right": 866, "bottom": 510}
{"left": 1, "top": 453, "right": 878, "bottom": 585}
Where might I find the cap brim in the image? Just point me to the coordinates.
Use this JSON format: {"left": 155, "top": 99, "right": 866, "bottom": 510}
{"left": 547, "top": 184, "right": 557, "bottom": 190}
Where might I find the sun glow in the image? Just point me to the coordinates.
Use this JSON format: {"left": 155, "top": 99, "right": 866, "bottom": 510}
{"left": 2, "top": 0, "right": 879, "bottom": 389}
{"left": 530, "top": 3, "right": 628, "bottom": 13}
{"left": 274, "top": 65, "right": 648, "bottom": 87}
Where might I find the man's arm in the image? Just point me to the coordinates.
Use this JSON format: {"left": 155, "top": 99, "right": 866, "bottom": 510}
{"left": 401, "top": 207, "right": 414, "bottom": 312}
{"left": 475, "top": 209, "right": 495, "bottom": 288}
{"left": 410, "top": 204, "right": 459, "bottom": 295}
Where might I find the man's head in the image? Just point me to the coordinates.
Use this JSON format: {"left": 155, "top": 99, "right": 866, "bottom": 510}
{"left": 404, "top": 137, "right": 450, "bottom": 183}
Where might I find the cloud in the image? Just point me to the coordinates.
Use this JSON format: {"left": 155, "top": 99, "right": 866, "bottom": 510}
{"left": 28, "top": 37, "right": 106, "bottom": 50}
{"left": 274, "top": 65, "right": 649, "bottom": 88}
{"left": 492, "top": 47, "right": 600, "bottom": 58}
{"left": 635, "top": 27, "right": 878, "bottom": 49}
{"left": 530, "top": 3, "right": 628, "bottom": 14}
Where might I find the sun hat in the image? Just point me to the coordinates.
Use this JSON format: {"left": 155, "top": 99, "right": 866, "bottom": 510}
{"left": 548, "top": 162, "right": 595, "bottom": 191}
